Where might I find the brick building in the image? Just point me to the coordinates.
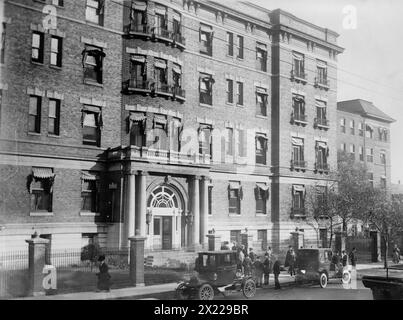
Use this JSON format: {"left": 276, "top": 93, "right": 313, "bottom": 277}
{"left": 0, "top": 0, "right": 343, "bottom": 257}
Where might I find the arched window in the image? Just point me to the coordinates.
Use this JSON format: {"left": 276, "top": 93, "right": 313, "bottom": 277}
{"left": 148, "top": 186, "right": 179, "bottom": 209}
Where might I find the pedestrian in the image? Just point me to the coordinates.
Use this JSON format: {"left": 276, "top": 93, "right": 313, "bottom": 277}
{"left": 231, "top": 242, "right": 237, "bottom": 251}
{"left": 243, "top": 254, "right": 252, "bottom": 276}
{"left": 341, "top": 250, "right": 348, "bottom": 268}
{"left": 284, "top": 245, "right": 292, "bottom": 268}
{"left": 288, "top": 248, "right": 296, "bottom": 276}
{"left": 265, "top": 246, "right": 272, "bottom": 256}
{"left": 241, "top": 245, "right": 247, "bottom": 257}
{"left": 221, "top": 241, "right": 230, "bottom": 250}
{"left": 272, "top": 255, "right": 281, "bottom": 290}
{"left": 349, "top": 247, "right": 357, "bottom": 269}
{"left": 96, "top": 255, "right": 111, "bottom": 292}
{"left": 237, "top": 247, "right": 245, "bottom": 273}
{"left": 393, "top": 244, "right": 401, "bottom": 264}
{"left": 263, "top": 252, "right": 273, "bottom": 286}
{"left": 249, "top": 248, "right": 256, "bottom": 262}
{"left": 253, "top": 256, "right": 264, "bottom": 287}
{"left": 331, "top": 251, "right": 341, "bottom": 273}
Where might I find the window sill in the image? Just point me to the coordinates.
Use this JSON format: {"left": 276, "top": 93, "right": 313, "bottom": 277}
{"left": 50, "top": 65, "right": 62, "bottom": 70}
{"left": 47, "top": 134, "right": 60, "bottom": 138}
{"left": 236, "top": 57, "right": 244, "bottom": 61}
{"left": 31, "top": 61, "right": 44, "bottom": 66}
{"left": 226, "top": 54, "right": 234, "bottom": 59}
{"left": 200, "top": 103, "right": 213, "bottom": 108}
{"left": 86, "top": 21, "right": 104, "bottom": 28}
{"left": 225, "top": 102, "right": 235, "bottom": 106}
{"left": 256, "top": 214, "right": 268, "bottom": 217}
{"left": 256, "top": 115, "right": 268, "bottom": 119}
{"left": 236, "top": 104, "right": 245, "bottom": 108}
{"left": 80, "top": 211, "right": 100, "bottom": 217}
{"left": 30, "top": 212, "right": 54, "bottom": 217}
{"left": 228, "top": 213, "right": 241, "bottom": 217}
{"left": 28, "top": 132, "right": 41, "bottom": 136}
{"left": 84, "top": 79, "right": 103, "bottom": 87}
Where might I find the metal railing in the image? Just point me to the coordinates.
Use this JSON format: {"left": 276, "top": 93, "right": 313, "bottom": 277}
{"left": 125, "top": 23, "right": 186, "bottom": 47}
{"left": 291, "top": 113, "right": 307, "bottom": 123}
{"left": 291, "top": 159, "right": 307, "bottom": 169}
{"left": 315, "top": 77, "right": 330, "bottom": 87}
{"left": 315, "top": 162, "right": 330, "bottom": 171}
{"left": 0, "top": 250, "right": 29, "bottom": 298}
{"left": 314, "top": 117, "right": 330, "bottom": 127}
{"left": 291, "top": 208, "right": 306, "bottom": 217}
{"left": 291, "top": 70, "right": 307, "bottom": 81}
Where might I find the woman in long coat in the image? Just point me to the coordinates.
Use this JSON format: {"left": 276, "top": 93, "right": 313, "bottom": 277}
{"left": 97, "top": 255, "right": 111, "bottom": 292}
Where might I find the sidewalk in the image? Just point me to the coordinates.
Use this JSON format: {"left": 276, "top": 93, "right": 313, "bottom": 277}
{"left": 12, "top": 262, "right": 384, "bottom": 300}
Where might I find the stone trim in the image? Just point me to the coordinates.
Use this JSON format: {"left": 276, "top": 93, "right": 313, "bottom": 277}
{"left": 125, "top": 104, "right": 183, "bottom": 119}
{"left": 314, "top": 95, "right": 328, "bottom": 102}
{"left": 197, "top": 116, "right": 214, "bottom": 126}
{"left": 79, "top": 97, "right": 106, "bottom": 107}
{"left": 254, "top": 81, "right": 268, "bottom": 89}
{"left": 291, "top": 88, "right": 306, "bottom": 96}
{"left": 30, "top": 23, "right": 45, "bottom": 33}
{"left": 3, "top": 18, "right": 12, "bottom": 24}
{"left": 197, "top": 66, "right": 215, "bottom": 76}
{"left": 46, "top": 90, "right": 64, "bottom": 100}
{"left": 126, "top": 47, "right": 183, "bottom": 65}
{"left": 27, "top": 87, "right": 46, "bottom": 97}
{"left": 314, "top": 136, "right": 329, "bottom": 142}
{"left": 290, "top": 132, "right": 306, "bottom": 139}
{"left": 29, "top": 212, "right": 54, "bottom": 217}
{"left": 224, "top": 73, "right": 235, "bottom": 80}
{"left": 224, "top": 121, "right": 234, "bottom": 128}
{"left": 81, "top": 36, "right": 107, "bottom": 49}
{"left": 49, "top": 29, "right": 66, "bottom": 38}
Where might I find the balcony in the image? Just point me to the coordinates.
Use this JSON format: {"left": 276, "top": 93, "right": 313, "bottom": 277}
{"left": 108, "top": 146, "right": 211, "bottom": 167}
{"left": 291, "top": 113, "right": 308, "bottom": 126}
{"left": 315, "top": 162, "right": 330, "bottom": 173}
{"left": 290, "top": 160, "right": 307, "bottom": 171}
{"left": 291, "top": 208, "right": 306, "bottom": 219}
{"left": 122, "top": 79, "right": 186, "bottom": 102}
{"left": 314, "top": 117, "right": 330, "bottom": 130}
{"left": 124, "top": 23, "right": 186, "bottom": 50}
{"left": 314, "top": 77, "right": 330, "bottom": 90}
{"left": 290, "top": 70, "right": 307, "bottom": 84}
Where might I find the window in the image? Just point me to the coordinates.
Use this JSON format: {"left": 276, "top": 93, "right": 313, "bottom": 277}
{"left": 85, "top": 0, "right": 104, "bottom": 26}
{"left": 199, "top": 125, "right": 212, "bottom": 156}
{"left": 30, "top": 168, "right": 54, "bottom": 212}
{"left": 256, "top": 43, "right": 267, "bottom": 72}
{"left": 82, "top": 107, "right": 102, "bottom": 146}
{"left": 350, "top": 120, "right": 355, "bottom": 135}
{"left": 359, "top": 146, "right": 364, "bottom": 161}
{"left": 236, "top": 35, "right": 244, "bottom": 59}
{"left": 199, "top": 24, "right": 213, "bottom": 56}
{"left": 52, "top": 0, "right": 64, "bottom": 6}
{"left": 380, "top": 151, "right": 386, "bottom": 165}
{"left": 172, "top": 64, "right": 182, "bottom": 89}
{"left": 130, "top": 3, "right": 147, "bottom": 32}
{"left": 129, "top": 114, "right": 146, "bottom": 147}
{"left": 380, "top": 176, "right": 387, "bottom": 189}
{"left": 368, "top": 173, "right": 374, "bottom": 188}
{"left": 236, "top": 129, "right": 246, "bottom": 157}
{"left": 366, "top": 148, "right": 374, "bottom": 162}
{"left": 82, "top": 45, "right": 105, "bottom": 84}
{"left": 255, "top": 183, "right": 269, "bottom": 215}
{"left": 153, "top": 218, "right": 161, "bottom": 235}
{"left": 365, "top": 124, "right": 373, "bottom": 139}
{"left": 292, "top": 51, "right": 305, "bottom": 79}
{"left": 199, "top": 73, "right": 214, "bottom": 105}
{"left": 1, "top": 22, "right": 6, "bottom": 64}
{"left": 151, "top": 117, "right": 168, "bottom": 150}
{"left": 255, "top": 134, "right": 267, "bottom": 165}
{"left": 340, "top": 143, "right": 346, "bottom": 152}
{"left": 81, "top": 173, "right": 99, "bottom": 213}
{"left": 319, "top": 229, "right": 328, "bottom": 248}
{"left": 315, "top": 141, "right": 328, "bottom": 170}
{"left": 208, "top": 186, "right": 213, "bottom": 215}
{"left": 172, "top": 12, "right": 182, "bottom": 37}
{"left": 292, "top": 95, "right": 306, "bottom": 122}
{"left": 292, "top": 185, "right": 305, "bottom": 215}
{"left": 31, "top": 32, "right": 44, "bottom": 63}
{"left": 316, "top": 60, "right": 328, "bottom": 85}
{"left": 50, "top": 36, "right": 63, "bottom": 67}
{"left": 340, "top": 118, "right": 346, "bottom": 133}
{"left": 29, "top": 96, "right": 41, "bottom": 133}
{"left": 130, "top": 55, "right": 146, "bottom": 88}
{"left": 291, "top": 137, "right": 305, "bottom": 168}
{"left": 226, "top": 79, "right": 233, "bottom": 104}
{"left": 228, "top": 181, "right": 241, "bottom": 215}
{"left": 48, "top": 99, "right": 60, "bottom": 136}
{"left": 315, "top": 100, "right": 327, "bottom": 127}
{"left": 236, "top": 82, "right": 243, "bottom": 106}
{"left": 379, "top": 128, "right": 388, "bottom": 142}
{"left": 154, "top": 59, "right": 167, "bottom": 90}
{"left": 154, "top": 6, "right": 167, "bottom": 36}
{"left": 358, "top": 122, "right": 364, "bottom": 136}
{"left": 81, "top": 233, "right": 97, "bottom": 251}
{"left": 227, "top": 32, "right": 233, "bottom": 56}
{"left": 349, "top": 144, "right": 355, "bottom": 157}
{"left": 230, "top": 230, "right": 242, "bottom": 244}
{"left": 258, "top": 230, "right": 268, "bottom": 250}
{"left": 256, "top": 88, "right": 268, "bottom": 116}
{"left": 226, "top": 128, "right": 234, "bottom": 156}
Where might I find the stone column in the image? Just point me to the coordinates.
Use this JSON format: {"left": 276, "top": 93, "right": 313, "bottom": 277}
{"left": 26, "top": 236, "right": 49, "bottom": 296}
{"left": 192, "top": 176, "right": 200, "bottom": 248}
{"left": 136, "top": 171, "right": 148, "bottom": 237}
{"left": 125, "top": 170, "right": 136, "bottom": 245}
{"left": 129, "top": 234, "right": 147, "bottom": 287}
{"left": 199, "top": 176, "right": 209, "bottom": 248}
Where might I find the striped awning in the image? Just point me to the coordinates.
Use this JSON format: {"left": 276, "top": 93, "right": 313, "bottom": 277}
{"left": 155, "top": 5, "right": 166, "bottom": 15}
{"left": 256, "top": 87, "right": 268, "bottom": 95}
{"left": 32, "top": 167, "right": 54, "bottom": 179}
{"left": 256, "top": 182, "right": 269, "bottom": 191}
{"left": 292, "top": 137, "right": 304, "bottom": 146}
{"left": 173, "top": 66, "right": 182, "bottom": 74}
{"left": 229, "top": 181, "right": 241, "bottom": 190}
{"left": 256, "top": 42, "right": 267, "bottom": 51}
{"left": 256, "top": 132, "right": 267, "bottom": 139}
{"left": 130, "top": 113, "right": 147, "bottom": 122}
{"left": 317, "top": 59, "right": 327, "bottom": 68}
{"left": 293, "top": 185, "right": 305, "bottom": 193}
{"left": 200, "top": 24, "right": 213, "bottom": 33}
{"left": 133, "top": 1, "right": 147, "bottom": 11}
{"left": 316, "top": 141, "right": 327, "bottom": 149}
{"left": 131, "top": 55, "right": 146, "bottom": 63}
{"left": 81, "top": 171, "right": 98, "bottom": 181}
{"left": 173, "top": 11, "right": 181, "bottom": 21}
{"left": 292, "top": 51, "right": 304, "bottom": 60}
{"left": 154, "top": 59, "right": 167, "bottom": 69}
{"left": 315, "top": 100, "right": 326, "bottom": 108}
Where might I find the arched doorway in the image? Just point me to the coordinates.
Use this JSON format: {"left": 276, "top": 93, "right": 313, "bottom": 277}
{"left": 147, "top": 185, "right": 183, "bottom": 250}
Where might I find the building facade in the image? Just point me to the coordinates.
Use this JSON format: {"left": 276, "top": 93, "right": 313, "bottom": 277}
{"left": 0, "top": 0, "right": 343, "bottom": 257}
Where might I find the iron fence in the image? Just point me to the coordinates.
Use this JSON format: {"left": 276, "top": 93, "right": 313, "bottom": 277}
{"left": 0, "top": 250, "right": 29, "bottom": 298}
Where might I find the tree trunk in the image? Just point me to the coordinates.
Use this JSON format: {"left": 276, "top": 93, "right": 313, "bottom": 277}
{"left": 329, "top": 219, "right": 334, "bottom": 249}
{"left": 383, "top": 234, "right": 389, "bottom": 269}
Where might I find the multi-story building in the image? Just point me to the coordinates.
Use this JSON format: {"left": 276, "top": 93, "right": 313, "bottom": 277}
{"left": 0, "top": 0, "right": 343, "bottom": 258}
{"left": 337, "top": 99, "right": 395, "bottom": 190}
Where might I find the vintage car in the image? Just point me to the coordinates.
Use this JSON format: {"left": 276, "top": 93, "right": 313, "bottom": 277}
{"left": 295, "top": 248, "right": 351, "bottom": 288}
{"left": 175, "top": 250, "right": 256, "bottom": 300}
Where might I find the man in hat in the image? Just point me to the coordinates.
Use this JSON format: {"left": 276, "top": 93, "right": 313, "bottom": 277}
{"left": 96, "top": 255, "right": 111, "bottom": 292}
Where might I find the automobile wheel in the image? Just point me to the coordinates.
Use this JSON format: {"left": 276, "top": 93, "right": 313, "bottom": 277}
{"left": 319, "top": 272, "right": 328, "bottom": 288}
{"left": 342, "top": 270, "right": 351, "bottom": 284}
{"left": 175, "top": 283, "right": 188, "bottom": 300}
{"left": 242, "top": 279, "right": 256, "bottom": 298}
{"left": 198, "top": 284, "right": 214, "bottom": 300}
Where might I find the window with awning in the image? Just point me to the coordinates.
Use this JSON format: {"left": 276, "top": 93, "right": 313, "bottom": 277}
{"left": 199, "top": 74, "right": 214, "bottom": 105}
{"left": 199, "top": 24, "right": 213, "bottom": 55}
{"left": 81, "top": 171, "right": 99, "bottom": 213}
{"left": 129, "top": 112, "right": 146, "bottom": 147}
{"left": 292, "top": 138, "right": 304, "bottom": 163}
{"left": 255, "top": 133, "right": 267, "bottom": 165}
{"left": 82, "top": 45, "right": 105, "bottom": 84}
{"left": 292, "top": 95, "right": 305, "bottom": 118}
{"left": 132, "top": 1, "right": 147, "bottom": 11}
{"left": 255, "top": 183, "right": 269, "bottom": 215}
{"left": 292, "top": 51, "right": 305, "bottom": 78}
{"left": 29, "top": 167, "right": 55, "bottom": 212}
{"left": 82, "top": 106, "right": 102, "bottom": 147}
{"left": 292, "top": 185, "right": 305, "bottom": 212}
{"left": 228, "top": 181, "right": 242, "bottom": 215}
{"left": 198, "top": 124, "right": 212, "bottom": 156}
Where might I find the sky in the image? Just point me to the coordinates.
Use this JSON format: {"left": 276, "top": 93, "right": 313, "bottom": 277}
{"left": 241, "top": 0, "right": 403, "bottom": 183}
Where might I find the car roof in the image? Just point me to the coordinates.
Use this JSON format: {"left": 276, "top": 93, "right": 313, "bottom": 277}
{"left": 198, "top": 250, "right": 236, "bottom": 254}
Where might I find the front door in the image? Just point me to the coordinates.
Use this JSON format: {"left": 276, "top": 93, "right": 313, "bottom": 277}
{"left": 162, "top": 216, "right": 172, "bottom": 250}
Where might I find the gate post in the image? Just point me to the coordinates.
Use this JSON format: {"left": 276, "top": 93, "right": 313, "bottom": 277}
{"left": 129, "top": 233, "right": 147, "bottom": 287}
{"left": 25, "top": 234, "right": 49, "bottom": 296}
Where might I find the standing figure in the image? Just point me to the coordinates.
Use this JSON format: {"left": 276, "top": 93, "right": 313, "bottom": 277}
{"left": 393, "top": 244, "right": 401, "bottom": 264}
{"left": 272, "top": 256, "right": 281, "bottom": 290}
{"left": 341, "top": 250, "right": 348, "bottom": 268}
{"left": 243, "top": 254, "right": 252, "bottom": 276}
{"left": 96, "top": 255, "right": 111, "bottom": 292}
{"left": 288, "top": 248, "right": 296, "bottom": 276}
{"left": 263, "top": 252, "right": 273, "bottom": 286}
{"left": 349, "top": 248, "right": 357, "bottom": 270}
{"left": 237, "top": 247, "right": 245, "bottom": 273}
{"left": 253, "top": 256, "right": 264, "bottom": 287}
{"left": 249, "top": 248, "right": 256, "bottom": 262}
{"left": 284, "top": 245, "right": 292, "bottom": 268}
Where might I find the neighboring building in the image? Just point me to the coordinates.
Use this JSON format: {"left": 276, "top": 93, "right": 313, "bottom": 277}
{"left": 337, "top": 99, "right": 395, "bottom": 190}
{"left": 0, "top": 0, "right": 343, "bottom": 258}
